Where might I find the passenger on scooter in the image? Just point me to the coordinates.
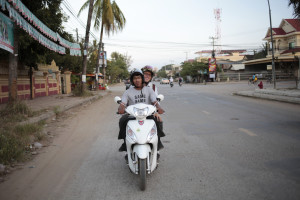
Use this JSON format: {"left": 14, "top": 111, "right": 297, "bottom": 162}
{"left": 118, "top": 69, "right": 165, "bottom": 152}
{"left": 141, "top": 65, "right": 165, "bottom": 148}
{"left": 141, "top": 65, "right": 161, "bottom": 119}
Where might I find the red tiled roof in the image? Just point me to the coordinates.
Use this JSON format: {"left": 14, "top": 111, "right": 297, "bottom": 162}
{"left": 265, "top": 19, "right": 300, "bottom": 38}
{"left": 196, "top": 49, "right": 246, "bottom": 54}
{"left": 272, "top": 28, "right": 286, "bottom": 35}
{"left": 285, "top": 19, "right": 300, "bottom": 31}
{"left": 280, "top": 48, "right": 300, "bottom": 54}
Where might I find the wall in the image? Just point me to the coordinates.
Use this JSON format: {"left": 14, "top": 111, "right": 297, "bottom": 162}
{"left": 0, "top": 60, "right": 71, "bottom": 104}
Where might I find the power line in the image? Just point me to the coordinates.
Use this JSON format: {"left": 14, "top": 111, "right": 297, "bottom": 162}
{"left": 61, "top": 0, "right": 99, "bottom": 41}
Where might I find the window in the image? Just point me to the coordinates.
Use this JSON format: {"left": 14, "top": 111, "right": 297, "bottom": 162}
{"left": 289, "top": 42, "right": 295, "bottom": 49}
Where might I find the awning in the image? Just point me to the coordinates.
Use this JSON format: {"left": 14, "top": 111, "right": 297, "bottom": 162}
{"left": 72, "top": 72, "right": 103, "bottom": 77}
{"left": 243, "top": 55, "right": 297, "bottom": 65}
{"left": 231, "top": 64, "right": 245, "bottom": 70}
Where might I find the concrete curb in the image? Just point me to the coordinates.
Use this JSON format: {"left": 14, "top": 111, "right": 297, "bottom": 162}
{"left": 253, "top": 89, "right": 300, "bottom": 97}
{"left": 20, "top": 91, "right": 108, "bottom": 125}
{"left": 234, "top": 91, "right": 300, "bottom": 104}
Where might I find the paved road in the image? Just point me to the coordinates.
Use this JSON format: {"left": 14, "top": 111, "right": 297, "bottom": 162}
{"left": 0, "top": 82, "right": 299, "bottom": 200}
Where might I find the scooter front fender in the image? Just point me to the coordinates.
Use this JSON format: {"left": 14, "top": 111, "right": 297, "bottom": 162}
{"left": 133, "top": 144, "right": 151, "bottom": 159}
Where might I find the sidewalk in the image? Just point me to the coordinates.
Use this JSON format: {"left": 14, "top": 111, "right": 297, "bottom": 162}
{"left": 234, "top": 88, "right": 300, "bottom": 104}
{"left": 0, "top": 89, "right": 109, "bottom": 124}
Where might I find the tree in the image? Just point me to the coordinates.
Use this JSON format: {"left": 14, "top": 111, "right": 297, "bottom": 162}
{"left": 157, "top": 70, "right": 167, "bottom": 78}
{"left": 18, "top": 0, "right": 69, "bottom": 68}
{"left": 106, "top": 52, "right": 131, "bottom": 83}
{"left": 78, "top": 0, "right": 95, "bottom": 93}
{"left": 254, "top": 42, "right": 268, "bottom": 59}
{"left": 87, "top": 40, "right": 100, "bottom": 74}
{"left": 79, "top": 0, "right": 126, "bottom": 84}
{"left": 289, "top": 0, "right": 300, "bottom": 18}
{"left": 180, "top": 61, "right": 208, "bottom": 82}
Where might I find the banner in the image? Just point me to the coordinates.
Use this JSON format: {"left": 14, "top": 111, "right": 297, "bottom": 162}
{"left": 1, "top": 0, "right": 81, "bottom": 56}
{"left": 99, "top": 51, "right": 107, "bottom": 67}
{"left": 208, "top": 57, "right": 216, "bottom": 72}
{"left": 0, "top": 11, "right": 13, "bottom": 53}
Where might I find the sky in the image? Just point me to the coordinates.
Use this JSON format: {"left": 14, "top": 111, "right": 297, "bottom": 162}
{"left": 62, "top": 0, "right": 295, "bottom": 70}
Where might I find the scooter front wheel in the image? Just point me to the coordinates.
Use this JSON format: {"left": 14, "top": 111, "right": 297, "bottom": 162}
{"left": 139, "top": 158, "right": 147, "bottom": 191}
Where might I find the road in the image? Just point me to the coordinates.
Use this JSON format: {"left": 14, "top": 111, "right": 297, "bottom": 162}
{"left": 0, "top": 82, "right": 299, "bottom": 200}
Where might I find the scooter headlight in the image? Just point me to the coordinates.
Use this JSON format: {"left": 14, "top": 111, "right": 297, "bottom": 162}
{"left": 133, "top": 107, "right": 149, "bottom": 118}
{"left": 147, "top": 124, "right": 157, "bottom": 142}
{"left": 127, "top": 126, "right": 137, "bottom": 142}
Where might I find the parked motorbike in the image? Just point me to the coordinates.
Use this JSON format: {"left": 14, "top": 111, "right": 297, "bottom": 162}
{"left": 170, "top": 82, "right": 174, "bottom": 87}
{"left": 114, "top": 95, "right": 164, "bottom": 190}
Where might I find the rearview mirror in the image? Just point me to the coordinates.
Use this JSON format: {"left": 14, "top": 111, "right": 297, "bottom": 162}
{"left": 157, "top": 94, "right": 164, "bottom": 102}
{"left": 114, "top": 96, "right": 121, "bottom": 104}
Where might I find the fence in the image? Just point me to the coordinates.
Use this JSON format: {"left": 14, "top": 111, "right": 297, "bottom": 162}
{"left": 218, "top": 71, "right": 296, "bottom": 82}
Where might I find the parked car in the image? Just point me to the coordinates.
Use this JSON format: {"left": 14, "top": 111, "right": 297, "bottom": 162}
{"left": 154, "top": 77, "right": 161, "bottom": 82}
{"left": 160, "top": 78, "right": 170, "bottom": 84}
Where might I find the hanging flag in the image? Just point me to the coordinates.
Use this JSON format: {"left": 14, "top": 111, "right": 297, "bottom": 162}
{"left": 0, "top": 12, "right": 14, "bottom": 53}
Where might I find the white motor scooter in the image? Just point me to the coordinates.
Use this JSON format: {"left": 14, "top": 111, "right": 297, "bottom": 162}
{"left": 114, "top": 95, "right": 164, "bottom": 191}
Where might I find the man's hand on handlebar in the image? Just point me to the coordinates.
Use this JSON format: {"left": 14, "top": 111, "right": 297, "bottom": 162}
{"left": 155, "top": 103, "right": 165, "bottom": 114}
{"left": 118, "top": 103, "right": 126, "bottom": 114}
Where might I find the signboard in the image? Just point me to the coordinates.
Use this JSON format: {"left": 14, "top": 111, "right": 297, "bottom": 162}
{"left": 99, "top": 51, "right": 107, "bottom": 67}
{"left": 267, "top": 65, "right": 272, "bottom": 70}
{"left": 209, "top": 73, "right": 215, "bottom": 79}
{"left": 0, "top": 12, "right": 14, "bottom": 54}
{"left": 82, "top": 75, "right": 86, "bottom": 83}
{"left": 208, "top": 58, "right": 216, "bottom": 72}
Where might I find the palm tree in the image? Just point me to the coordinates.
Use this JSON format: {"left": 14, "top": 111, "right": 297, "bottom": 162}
{"left": 78, "top": 0, "right": 95, "bottom": 93}
{"left": 79, "top": 0, "right": 126, "bottom": 85}
{"left": 289, "top": 0, "right": 300, "bottom": 18}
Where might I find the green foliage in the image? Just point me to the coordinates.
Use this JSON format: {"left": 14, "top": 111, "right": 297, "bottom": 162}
{"left": 106, "top": 52, "right": 131, "bottom": 82}
{"left": 53, "top": 106, "right": 61, "bottom": 116}
{"left": 72, "top": 84, "right": 93, "bottom": 97}
{"left": 157, "top": 70, "right": 167, "bottom": 78}
{"left": 0, "top": 100, "right": 33, "bottom": 123}
{"left": 87, "top": 40, "right": 99, "bottom": 74}
{"left": 71, "top": 74, "right": 80, "bottom": 84}
{"left": 180, "top": 61, "right": 208, "bottom": 79}
{"left": 79, "top": 0, "right": 126, "bottom": 73}
{"left": 0, "top": 122, "right": 44, "bottom": 164}
{"left": 289, "top": 0, "right": 300, "bottom": 18}
{"left": 0, "top": 102, "right": 45, "bottom": 164}
{"left": 254, "top": 42, "right": 268, "bottom": 59}
{"left": 14, "top": 0, "right": 82, "bottom": 72}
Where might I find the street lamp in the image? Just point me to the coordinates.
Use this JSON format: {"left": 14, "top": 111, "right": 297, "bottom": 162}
{"left": 267, "top": 0, "right": 276, "bottom": 89}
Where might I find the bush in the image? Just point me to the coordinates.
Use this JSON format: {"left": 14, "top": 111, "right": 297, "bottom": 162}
{"left": 0, "top": 100, "right": 45, "bottom": 164}
{"left": 72, "top": 84, "right": 93, "bottom": 97}
{"left": 0, "top": 122, "right": 44, "bottom": 164}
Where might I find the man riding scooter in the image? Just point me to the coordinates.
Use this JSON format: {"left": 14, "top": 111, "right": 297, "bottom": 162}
{"left": 169, "top": 76, "right": 174, "bottom": 87}
{"left": 118, "top": 69, "right": 165, "bottom": 152}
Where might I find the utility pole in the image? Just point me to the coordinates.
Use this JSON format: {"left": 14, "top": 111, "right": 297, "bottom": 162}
{"left": 76, "top": 28, "right": 79, "bottom": 43}
{"left": 267, "top": 0, "right": 276, "bottom": 89}
{"left": 209, "top": 36, "right": 218, "bottom": 58}
{"left": 102, "top": 43, "right": 106, "bottom": 84}
{"left": 81, "top": 0, "right": 94, "bottom": 93}
{"left": 9, "top": 26, "right": 18, "bottom": 103}
{"left": 184, "top": 52, "right": 188, "bottom": 61}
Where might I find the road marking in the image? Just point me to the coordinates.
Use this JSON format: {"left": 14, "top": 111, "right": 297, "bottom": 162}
{"left": 202, "top": 110, "right": 210, "bottom": 115}
{"left": 239, "top": 128, "right": 257, "bottom": 137}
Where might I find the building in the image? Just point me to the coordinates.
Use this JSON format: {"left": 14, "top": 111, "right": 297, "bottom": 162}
{"left": 244, "top": 18, "right": 300, "bottom": 77}
{"left": 195, "top": 50, "right": 250, "bottom": 71}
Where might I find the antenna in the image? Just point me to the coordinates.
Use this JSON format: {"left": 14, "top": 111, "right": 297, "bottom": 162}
{"left": 214, "top": 8, "right": 222, "bottom": 56}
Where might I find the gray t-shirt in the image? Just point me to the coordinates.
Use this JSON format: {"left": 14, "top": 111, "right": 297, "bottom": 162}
{"left": 122, "top": 86, "right": 157, "bottom": 106}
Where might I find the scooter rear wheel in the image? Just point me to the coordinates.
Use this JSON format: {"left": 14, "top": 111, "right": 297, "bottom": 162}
{"left": 139, "top": 158, "right": 147, "bottom": 191}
